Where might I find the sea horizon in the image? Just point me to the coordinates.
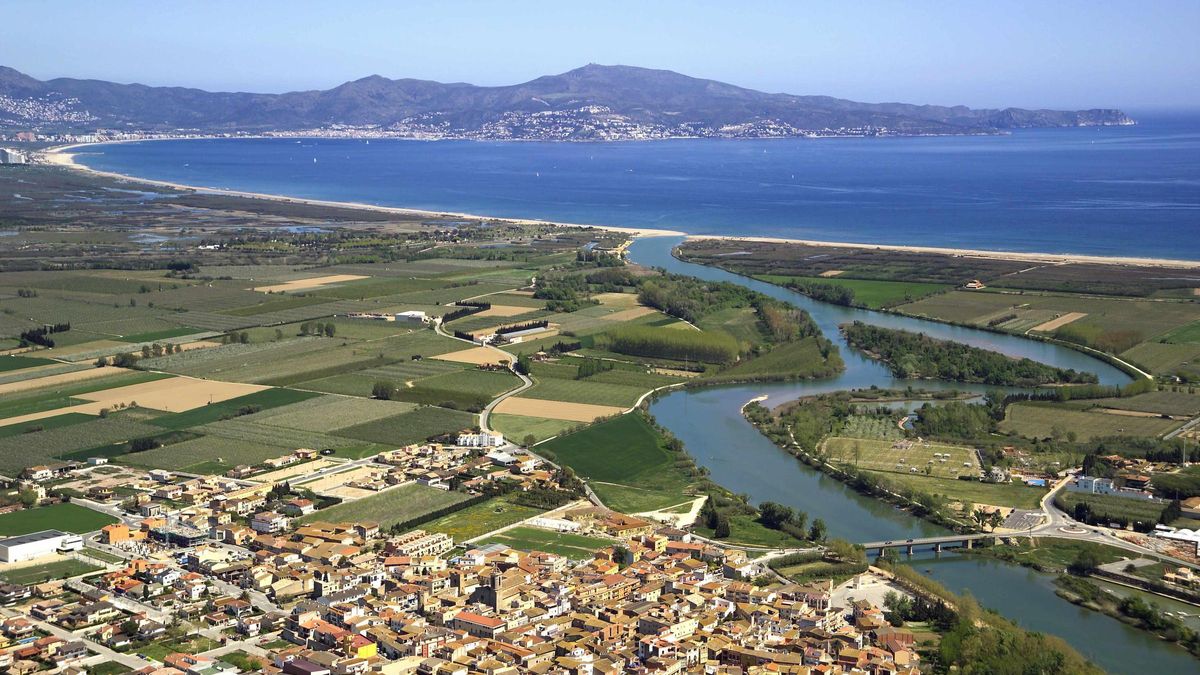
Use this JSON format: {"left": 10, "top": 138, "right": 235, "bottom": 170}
{"left": 69, "top": 112, "right": 1200, "bottom": 261}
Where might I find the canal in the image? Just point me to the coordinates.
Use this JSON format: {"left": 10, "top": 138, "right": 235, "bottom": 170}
{"left": 629, "top": 236, "right": 1196, "bottom": 673}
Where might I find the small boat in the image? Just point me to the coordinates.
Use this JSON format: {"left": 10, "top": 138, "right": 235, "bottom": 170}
{"left": 313, "top": 158, "right": 318, "bottom": 163}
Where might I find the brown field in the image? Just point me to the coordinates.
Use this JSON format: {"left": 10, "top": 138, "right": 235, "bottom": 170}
{"left": 653, "top": 368, "right": 701, "bottom": 378}
{"left": 603, "top": 307, "right": 658, "bottom": 322}
{"left": 252, "top": 459, "right": 337, "bottom": 483}
{"left": 475, "top": 305, "right": 537, "bottom": 318}
{"left": 493, "top": 397, "right": 624, "bottom": 422}
{"left": 593, "top": 292, "right": 641, "bottom": 308}
{"left": 435, "top": 346, "right": 505, "bottom": 365}
{"left": 299, "top": 465, "right": 386, "bottom": 498}
{"left": 818, "top": 270, "right": 845, "bottom": 277}
{"left": 253, "top": 274, "right": 367, "bottom": 293}
{"left": 0, "top": 366, "right": 125, "bottom": 397}
{"left": 75, "top": 376, "right": 268, "bottom": 414}
{"left": 1031, "top": 312, "right": 1088, "bottom": 332}
{"left": 42, "top": 340, "right": 129, "bottom": 358}
{"left": 506, "top": 290, "right": 535, "bottom": 296}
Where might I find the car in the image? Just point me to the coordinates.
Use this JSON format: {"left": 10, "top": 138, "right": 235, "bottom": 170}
{"left": 906, "top": 538, "right": 914, "bottom": 543}
{"left": 320, "top": 448, "right": 335, "bottom": 455}
{"left": 884, "top": 541, "right": 893, "bottom": 545}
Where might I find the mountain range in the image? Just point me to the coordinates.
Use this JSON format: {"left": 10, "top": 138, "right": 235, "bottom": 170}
{"left": 0, "top": 64, "right": 1134, "bottom": 140}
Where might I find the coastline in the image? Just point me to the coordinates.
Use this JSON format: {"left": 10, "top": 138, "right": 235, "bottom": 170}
{"left": 42, "top": 141, "right": 1200, "bottom": 268}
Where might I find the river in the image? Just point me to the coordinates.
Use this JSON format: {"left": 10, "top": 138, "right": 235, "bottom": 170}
{"left": 629, "top": 236, "right": 1196, "bottom": 673}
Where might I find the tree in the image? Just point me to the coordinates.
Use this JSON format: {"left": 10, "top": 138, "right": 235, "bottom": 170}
{"left": 274, "top": 328, "right": 284, "bottom": 341}
{"left": 324, "top": 323, "right": 336, "bottom": 338}
{"left": 95, "top": 356, "right": 109, "bottom": 368}
{"left": 238, "top": 331, "right": 249, "bottom": 344}
{"left": 300, "top": 322, "right": 312, "bottom": 335}
{"left": 522, "top": 434, "right": 537, "bottom": 447}
{"left": 758, "top": 501, "right": 795, "bottom": 529}
{"left": 1068, "top": 548, "right": 1101, "bottom": 576}
{"left": 18, "top": 487, "right": 38, "bottom": 508}
{"left": 372, "top": 381, "right": 396, "bottom": 400}
{"left": 808, "top": 518, "right": 827, "bottom": 542}
{"left": 141, "top": 345, "right": 151, "bottom": 358}
{"left": 714, "top": 514, "right": 731, "bottom": 538}
{"left": 987, "top": 510, "right": 1004, "bottom": 531}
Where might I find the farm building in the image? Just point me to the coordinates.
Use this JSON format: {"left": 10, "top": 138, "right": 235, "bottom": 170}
{"left": 0, "top": 530, "right": 83, "bottom": 563}
{"left": 395, "top": 310, "right": 429, "bottom": 324}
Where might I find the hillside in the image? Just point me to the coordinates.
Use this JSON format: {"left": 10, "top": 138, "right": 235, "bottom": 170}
{"left": 0, "top": 63, "right": 1133, "bottom": 139}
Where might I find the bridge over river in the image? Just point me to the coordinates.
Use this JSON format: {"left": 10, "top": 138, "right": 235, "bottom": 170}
{"left": 860, "top": 533, "right": 1001, "bottom": 555}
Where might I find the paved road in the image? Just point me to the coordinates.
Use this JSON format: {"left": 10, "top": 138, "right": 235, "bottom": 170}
{"left": 1, "top": 608, "right": 148, "bottom": 670}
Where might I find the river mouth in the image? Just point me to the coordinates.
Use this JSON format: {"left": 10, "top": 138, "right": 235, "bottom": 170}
{"left": 629, "top": 236, "right": 1196, "bottom": 673}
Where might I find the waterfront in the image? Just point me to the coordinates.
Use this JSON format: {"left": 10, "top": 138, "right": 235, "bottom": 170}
{"left": 631, "top": 236, "right": 1196, "bottom": 673}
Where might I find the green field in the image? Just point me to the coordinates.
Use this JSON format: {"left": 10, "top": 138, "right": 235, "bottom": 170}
{"left": 694, "top": 513, "right": 811, "bottom": 548}
{"left": 336, "top": 406, "right": 475, "bottom": 446}
{"left": 0, "top": 558, "right": 102, "bottom": 585}
{"left": 824, "top": 436, "right": 979, "bottom": 479}
{"left": 1056, "top": 491, "right": 1166, "bottom": 525}
{"left": 708, "top": 336, "right": 841, "bottom": 381}
{"left": 490, "top": 414, "right": 579, "bottom": 444}
{"left": 420, "top": 493, "right": 545, "bottom": 541}
{"left": 137, "top": 635, "right": 222, "bottom": 663}
{"left": 120, "top": 435, "right": 296, "bottom": 473}
{"left": 0, "top": 412, "right": 94, "bottom": 439}
{"left": 1000, "top": 402, "right": 1181, "bottom": 441}
{"left": 297, "top": 483, "right": 469, "bottom": 529}
{"left": 757, "top": 274, "right": 947, "bottom": 309}
{"left": 1122, "top": 342, "right": 1200, "bottom": 379}
{"left": 866, "top": 471, "right": 1046, "bottom": 510}
{"left": 479, "top": 525, "right": 610, "bottom": 558}
{"left": 115, "top": 327, "right": 203, "bottom": 343}
{"left": 0, "top": 416, "right": 166, "bottom": 476}
{"left": 0, "top": 355, "right": 56, "bottom": 372}
{"left": 1088, "top": 389, "right": 1200, "bottom": 417}
{"left": 539, "top": 413, "right": 696, "bottom": 513}
{"left": 523, "top": 375, "right": 648, "bottom": 407}
{"left": 0, "top": 502, "right": 118, "bottom": 535}
{"left": 1160, "top": 320, "right": 1200, "bottom": 344}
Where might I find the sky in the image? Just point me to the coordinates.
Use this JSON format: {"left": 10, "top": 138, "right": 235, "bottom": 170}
{"left": 5, "top": 0, "right": 1199, "bottom": 109}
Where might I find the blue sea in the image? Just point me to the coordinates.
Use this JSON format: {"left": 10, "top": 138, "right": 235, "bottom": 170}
{"left": 78, "top": 112, "right": 1200, "bottom": 260}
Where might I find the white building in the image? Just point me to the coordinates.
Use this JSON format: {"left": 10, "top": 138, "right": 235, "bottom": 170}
{"left": 0, "top": 530, "right": 83, "bottom": 563}
{"left": 457, "top": 431, "right": 505, "bottom": 448}
{"left": 396, "top": 310, "right": 428, "bottom": 324}
{"left": 0, "top": 148, "right": 28, "bottom": 165}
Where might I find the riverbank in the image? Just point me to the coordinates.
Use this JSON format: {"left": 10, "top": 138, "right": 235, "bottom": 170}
{"left": 42, "top": 141, "right": 1200, "bottom": 269}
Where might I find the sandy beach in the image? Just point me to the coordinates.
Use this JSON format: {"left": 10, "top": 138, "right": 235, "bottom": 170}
{"left": 42, "top": 142, "right": 1200, "bottom": 269}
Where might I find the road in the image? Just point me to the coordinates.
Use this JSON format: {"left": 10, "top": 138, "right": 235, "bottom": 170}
{"left": 0, "top": 607, "right": 149, "bottom": 670}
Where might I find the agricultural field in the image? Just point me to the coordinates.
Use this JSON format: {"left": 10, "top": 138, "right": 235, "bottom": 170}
{"left": 149, "top": 387, "right": 320, "bottom": 430}
{"left": 0, "top": 502, "right": 118, "bottom": 535}
{"left": 1160, "top": 320, "right": 1200, "bottom": 344}
{"left": 538, "top": 413, "right": 697, "bottom": 513}
{"left": 1056, "top": 491, "right": 1167, "bottom": 525}
{"left": 335, "top": 406, "right": 476, "bottom": 446}
{"left": 297, "top": 483, "right": 469, "bottom": 529}
{"left": 479, "top": 525, "right": 610, "bottom": 559}
{"left": 242, "top": 395, "right": 417, "bottom": 433}
{"left": 119, "top": 435, "right": 297, "bottom": 473}
{"left": 757, "top": 274, "right": 948, "bottom": 309}
{"left": 0, "top": 416, "right": 165, "bottom": 475}
{"left": 707, "top": 337, "right": 840, "bottom": 382}
{"left": 1122, "top": 342, "right": 1200, "bottom": 380}
{"left": 492, "top": 397, "right": 623, "bottom": 423}
{"left": 866, "top": 471, "right": 1047, "bottom": 510}
{"left": 823, "top": 436, "right": 979, "bottom": 479}
{"left": 0, "top": 354, "right": 56, "bottom": 372}
{"left": 420, "top": 493, "right": 545, "bottom": 542}
{"left": 1000, "top": 402, "right": 1182, "bottom": 441}
{"left": 489, "top": 414, "right": 579, "bottom": 444}
{"left": 1086, "top": 389, "right": 1200, "bottom": 417}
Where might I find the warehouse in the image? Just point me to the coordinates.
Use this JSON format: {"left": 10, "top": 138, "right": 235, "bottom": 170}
{"left": 0, "top": 530, "right": 83, "bottom": 563}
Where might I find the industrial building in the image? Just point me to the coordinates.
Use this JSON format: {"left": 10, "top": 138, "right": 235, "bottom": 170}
{"left": 0, "top": 148, "right": 28, "bottom": 165}
{"left": 0, "top": 529, "right": 83, "bottom": 563}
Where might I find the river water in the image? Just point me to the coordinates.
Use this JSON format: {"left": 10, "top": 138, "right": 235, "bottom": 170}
{"left": 629, "top": 236, "right": 1196, "bottom": 673}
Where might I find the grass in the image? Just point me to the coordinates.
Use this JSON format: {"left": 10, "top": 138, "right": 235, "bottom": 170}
{"left": 540, "top": 414, "right": 697, "bottom": 513}
{"left": 865, "top": 470, "right": 1047, "bottom": 510}
{"left": 522, "top": 376, "right": 647, "bottom": 407}
{"left": 969, "top": 539, "right": 1128, "bottom": 572}
{"left": 710, "top": 336, "right": 841, "bottom": 380}
{"left": 0, "top": 502, "right": 118, "bottom": 535}
{"left": 479, "top": 525, "right": 610, "bottom": 558}
{"left": 420, "top": 493, "right": 544, "bottom": 541}
{"left": 120, "top": 435, "right": 295, "bottom": 472}
{"left": 1088, "top": 389, "right": 1200, "bottom": 417}
{"left": 0, "top": 417, "right": 165, "bottom": 475}
{"left": 1000, "top": 402, "right": 1181, "bottom": 441}
{"left": 1160, "top": 320, "right": 1200, "bottom": 344}
{"left": 87, "top": 662, "right": 132, "bottom": 675}
{"left": 137, "top": 635, "right": 221, "bottom": 663}
{"left": 335, "top": 406, "right": 475, "bottom": 446}
{"left": 296, "top": 483, "right": 469, "bottom": 529}
{"left": 824, "top": 436, "right": 978, "bottom": 479}
{"left": 149, "top": 387, "right": 321, "bottom": 430}
{"left": 757, "top": 274, "right": 947, "bottom": 309}
{"left": 81, "top": 547, "right": 125, "bottom": 563}
{"left": 1122, "top": 342, "right": 1200, "bottom": 379}
{"left": 0, "top": 558, "right": 102, "bottom": 585}
{"left": 694, "top": 513, "right": 811, "bottom": 548}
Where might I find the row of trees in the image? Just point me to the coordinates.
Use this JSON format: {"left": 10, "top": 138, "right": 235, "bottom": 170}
{"left": 599, "top": 325, "right": 740, "bottom": 364}
{"left": 843, "top": 321, "right": 1097, "bottom": 385}
{"left": 300, "top": 321, "right": 336, "bottom": 337}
